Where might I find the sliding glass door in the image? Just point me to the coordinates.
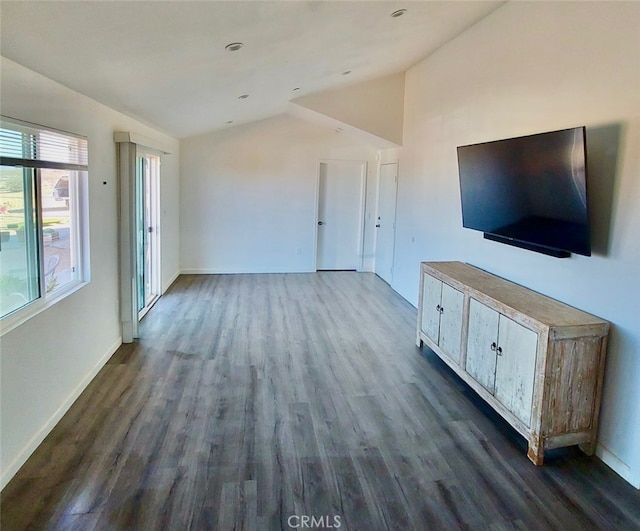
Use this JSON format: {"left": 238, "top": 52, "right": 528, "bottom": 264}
{"left": 136, "top": 153, "right": 160, "bottom": 319}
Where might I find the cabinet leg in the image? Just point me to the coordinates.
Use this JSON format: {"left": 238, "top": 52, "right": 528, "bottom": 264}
{"left": 416, "top": 336, "right": 423, "bottom": 348}
{"left": 527, "top": 438, "right": 545, "bottom": 466}
{"left": 579, "top": 441, "right": 596, "bottom": 456}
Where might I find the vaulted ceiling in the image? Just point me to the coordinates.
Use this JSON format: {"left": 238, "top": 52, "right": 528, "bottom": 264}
{"left": 1, "top": 1, "right": 503, "bottom": 139}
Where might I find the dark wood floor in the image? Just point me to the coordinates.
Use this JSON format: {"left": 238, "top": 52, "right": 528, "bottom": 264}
{"left": 2, "top": 272, "right": 640, "bottom": 530}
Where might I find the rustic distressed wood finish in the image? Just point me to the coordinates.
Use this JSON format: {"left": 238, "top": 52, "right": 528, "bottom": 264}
{"left": 417, "top": 261, "right": 610, "bottom": 466}
{"left": 3, "top": 272, "right": 638, "bottom": 530}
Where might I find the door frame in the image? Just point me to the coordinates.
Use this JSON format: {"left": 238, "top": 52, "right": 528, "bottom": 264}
{"left": 374, "top": 161, "right": 399, "bottom": 284}
{"left": 115, "top": 133, "right": 167, "bottom": 342}
{"left": 313, "top": 159, "right": 367, "bottom": 271}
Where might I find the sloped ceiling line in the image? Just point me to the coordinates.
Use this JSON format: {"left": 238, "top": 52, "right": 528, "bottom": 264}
{"left": 288, "top": 72, "right": 405, "bottom": 147}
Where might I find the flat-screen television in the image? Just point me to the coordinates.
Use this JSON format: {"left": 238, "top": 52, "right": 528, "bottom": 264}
{"left": 457, "top": 126, "right": 590, "bottom": 258}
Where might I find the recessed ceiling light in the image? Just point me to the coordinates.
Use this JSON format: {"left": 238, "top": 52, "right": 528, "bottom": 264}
{"left": 341, "top": 70, "right": 351, "bottom": 76}
{"left": 293, "top": 87, "right": 301, "bottom": 91}
{"left": 226, "top": 120, "right": 234, "bottom": 124}
{"left": 225, "top": 42, "right": 244, "bottom": 52}
{"left": 238, "top": 94, "right": 249, "bottom": 99}
{"left": 390, "top": 9, "right": 407, "bottom": 18}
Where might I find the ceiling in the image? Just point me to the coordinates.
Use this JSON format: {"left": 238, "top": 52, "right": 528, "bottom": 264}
{"left": 1, "top": 1, "right": 503, "bottom": 140}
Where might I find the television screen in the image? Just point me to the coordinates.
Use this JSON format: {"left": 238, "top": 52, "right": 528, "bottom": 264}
{"left": 457, "top": 127, "right": 590, "bottom": 257}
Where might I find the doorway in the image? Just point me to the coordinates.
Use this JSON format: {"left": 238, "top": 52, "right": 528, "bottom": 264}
{"left": 136, "top": 153, "right": 161, "bottom": 319}
{"left": 375, "top": 162, "right": 398, "bottom": 285}
{"left": 316, "top": 160, "right": 366, "bottom": 270}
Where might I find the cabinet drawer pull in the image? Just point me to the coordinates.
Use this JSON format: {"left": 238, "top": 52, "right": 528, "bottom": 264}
{"left": 491, "top": 342, "right": 497, "bottom": 351}
{"left": 497, "top": 346, "right": 503, "bottom": 356}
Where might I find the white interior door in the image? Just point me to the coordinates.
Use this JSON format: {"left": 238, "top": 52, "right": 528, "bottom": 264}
{"left": 316, "top": 160, "right": 365, "bottom": 270}
{"left": 375, "top": 163, "right": 398, "bottom": 284}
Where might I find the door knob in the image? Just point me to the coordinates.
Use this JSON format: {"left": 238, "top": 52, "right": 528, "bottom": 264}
{"left": 318, "top": 221, "right": 324, "bottom": 226}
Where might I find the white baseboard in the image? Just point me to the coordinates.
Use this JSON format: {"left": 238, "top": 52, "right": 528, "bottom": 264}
{"left": 163, "top": 270, "right": 181, "bottom": 293}
{"left": 0, "top": 336, "right": 122, "bottom": 491}
{"left": 180, "top": 267, "right": 315, "bottom": 275}
{"left": 596, "top": 442, "right": 639, "bottom": 488}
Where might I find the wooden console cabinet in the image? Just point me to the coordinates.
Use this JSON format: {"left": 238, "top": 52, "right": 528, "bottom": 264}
{"left": 416, "top": 261, "right": 609, "bottom": 465}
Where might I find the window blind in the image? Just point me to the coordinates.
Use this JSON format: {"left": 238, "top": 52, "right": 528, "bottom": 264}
{"left": 0, "top": 116, "right": 88, "bottom": 171}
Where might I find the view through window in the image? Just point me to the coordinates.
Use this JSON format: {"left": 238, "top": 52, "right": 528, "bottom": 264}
{"left": 0, "top": 166, "right": 40, "bottom": 316}
{"left": 0, "top": 118, "right": 88, "bottom": 320}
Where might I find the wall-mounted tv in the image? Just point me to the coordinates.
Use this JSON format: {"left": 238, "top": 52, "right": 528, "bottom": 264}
{"left": 457, "top": 126, "right": 590, "bottom": 258}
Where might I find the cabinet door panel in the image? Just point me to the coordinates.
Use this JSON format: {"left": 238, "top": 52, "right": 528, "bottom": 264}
{"left": 466, "top": 298, "right": 499, "bottom": 393}
{"left": 439, "top": 283, "right": 464, "bottom": 363}
{"left": 494, "top": 316, "right": 538, "bottom": 428}
{"left": 421, "top": 274, "right": 442, "bottom": 344}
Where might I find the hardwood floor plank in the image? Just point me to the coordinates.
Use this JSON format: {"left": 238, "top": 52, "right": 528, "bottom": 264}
{"left": 2, "top": 272, "right": 639, "bottom": 530}
{"left": 219, "top": 480, "right": 258, "bottom": 531}
{"left": 326, "top": 456, "right": 375, "bottom": 531}
{"left": 353, "top": 446, "right": 414, "bottom": 529}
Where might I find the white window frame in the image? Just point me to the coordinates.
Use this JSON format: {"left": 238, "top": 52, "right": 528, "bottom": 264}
{"left": 0, "top": 117, "right": 90, "bottom": 335}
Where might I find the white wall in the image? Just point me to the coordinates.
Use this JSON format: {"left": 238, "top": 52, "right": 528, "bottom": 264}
{"left": 0, "top": 58, "right": 180, "bottom": 488}
{"left": 392, "top": 2, "right": 640, "bottom": 486}
{"left": 180, "top": 115, "right": 378, "bottom": 274}
{"left": 292, "top": 72, "right": 405, "bottom": 146}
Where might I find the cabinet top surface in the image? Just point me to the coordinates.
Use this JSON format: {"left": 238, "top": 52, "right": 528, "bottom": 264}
{"left": 422, "top": 261, "right": 608, "bottom": 330}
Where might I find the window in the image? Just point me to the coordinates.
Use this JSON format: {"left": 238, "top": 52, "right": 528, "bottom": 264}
{"left": 0, "top": 117, "right": 88, "bottom": 323}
